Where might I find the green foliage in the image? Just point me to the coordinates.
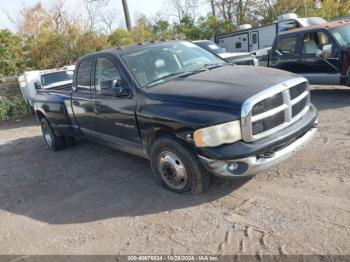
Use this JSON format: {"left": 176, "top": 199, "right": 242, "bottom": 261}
{"left": 0, "top": 96, "right": 28, "bottom": 121}
{"left": 132, "top": 15, "right": 156, "bottom": 43}
{"left": 152, "top": 19, "right": 173, "bottom": 40}
{"left": 0, "top": 30, "right": 30, "bottom": 77}
{"left": 108, "top": 28, "right": 134, "bottom": 47}
{"left": 308, "top": 0, "right": 350, "bottom": 20}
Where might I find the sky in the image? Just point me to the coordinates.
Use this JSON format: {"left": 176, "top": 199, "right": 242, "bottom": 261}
{"left": 0, "top": 0, "right": 211, "bottom": 31}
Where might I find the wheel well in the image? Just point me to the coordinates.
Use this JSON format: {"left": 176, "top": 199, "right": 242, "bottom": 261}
{"left": 35, "top": 110, "right": 45, "bottom": 121}
{"left": 145, "top": 129, "right": 175, "bottom": 155}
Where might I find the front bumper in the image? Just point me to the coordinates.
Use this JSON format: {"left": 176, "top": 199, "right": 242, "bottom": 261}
{"left": 199, "top": 121, "right": 317, "bottom": 178}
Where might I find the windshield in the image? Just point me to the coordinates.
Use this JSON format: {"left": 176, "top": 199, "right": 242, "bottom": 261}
{"left": 41, "top": 70, "right": 74, "bottom": 87}
{"left": 331, "top": 24, "right": 350, "bottom": 47}
{"left": 122, "top": 41, "right": 226, "bottom": 88}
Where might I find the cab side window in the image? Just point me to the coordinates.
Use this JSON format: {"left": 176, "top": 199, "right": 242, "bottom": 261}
{"left": 94, "top": 57, "right": 121, "bottom": 94}
{"left": 276, "top": 36, "right": 297, "bottom": 55}
{"left": 301, "top": 31, "right": 331, "bottom": 55}
{"left": 76, "top": 59, "right": 92, "bottom": 92}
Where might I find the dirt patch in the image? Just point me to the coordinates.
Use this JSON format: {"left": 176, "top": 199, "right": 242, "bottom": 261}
{"left": 0, "top": 85, "right": 349, "bottom": 255}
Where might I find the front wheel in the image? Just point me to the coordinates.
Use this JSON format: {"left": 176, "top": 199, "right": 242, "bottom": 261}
{"left": 150, "top": 135, "right": 210, "bottom": 194}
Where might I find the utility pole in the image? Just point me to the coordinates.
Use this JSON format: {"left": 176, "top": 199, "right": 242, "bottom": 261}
{"left": 121, "top": 0, "right": 132, "bottom": 31}
{"left": 210, "top": 0, "right": 216, "bottom": 17}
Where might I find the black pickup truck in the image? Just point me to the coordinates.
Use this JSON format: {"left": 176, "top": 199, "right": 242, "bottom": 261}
{"left": 267, "top": 20, "right": 350, "bottom": 86}
{"left": 33, "top": 40, "right": 318, "bottom": 194}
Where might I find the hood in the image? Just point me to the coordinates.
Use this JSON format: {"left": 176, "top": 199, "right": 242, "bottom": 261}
{"left": 145, "top": 65, "right": 301, "bottom": 110}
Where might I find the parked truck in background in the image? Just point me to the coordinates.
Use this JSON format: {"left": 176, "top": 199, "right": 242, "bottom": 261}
{"left": 18, "top": 66, "right": 75, "bottom": 109}
{"left": 193, "top": 40, "right": 259, "bottom": 65}
{"left": 266, "top": 20, "right": 350, "bottom": 86}
{"left": 32, "top": 40, "right": 318, "bottom": 194}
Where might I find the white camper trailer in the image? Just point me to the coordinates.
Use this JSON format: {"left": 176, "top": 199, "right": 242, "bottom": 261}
{"left": 215, "top": 14, "right": 327, "bottom": 53}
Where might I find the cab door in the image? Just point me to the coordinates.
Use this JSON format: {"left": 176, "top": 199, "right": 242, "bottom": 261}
{"left": 92, "top": 55, "right": 139, "bottom": 144}
{"left": 71, "top": 57, "right": 96, "bottom": 133}
{"left": 297, "top": 30, "right": 341, "bottom": 84}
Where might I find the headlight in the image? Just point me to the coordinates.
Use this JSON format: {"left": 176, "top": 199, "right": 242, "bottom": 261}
{"left": 193, "top": 120, "right": 241, "bottom": 147}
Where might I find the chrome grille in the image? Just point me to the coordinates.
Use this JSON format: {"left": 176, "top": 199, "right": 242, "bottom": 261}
{"left": 292, "top": 96, "right": 308, "bottom": 117}
{"left": 252, "top": 111, "right": 285, "bottom": 135}
{"left": 241, "top": 78, "right": 310, "bottom": 142}
{"left": 252, "top": 93, "right": 284, "bottom": 116}
{"left": 290, "top": 83, "right": 307, "bottom": 99}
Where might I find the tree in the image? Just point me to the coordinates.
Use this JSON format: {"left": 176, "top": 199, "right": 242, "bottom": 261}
{"left": 151, "top": 18, "right": 174, "bottom": 40}
{"left": 165, "top": 0, "right": 199, "bottom": 22}
{"left": 14, "top": 2, "right": 108, "bottom": 69}
{"left": 196, "top": 15, "right": 231, "bottom": 39}
{"left": 0, "top": 30, "right": 29, "bottom": 76}
{"left": 310, "top": 0, "right": 350, "bottom": 20}
{"left": 108, "top": 28, "right": 134, "bottom": 46}
{"left": 99, "top": 9, "right": 119, "bottom": 35}
{"left": 211, "top": 0, "right": 257, "bottom": 27}
{"left": 83, "top": 0, "right": 109, "bottom": 31}
{"left": 132, "top": 15, "right": 156, "bottom": 43}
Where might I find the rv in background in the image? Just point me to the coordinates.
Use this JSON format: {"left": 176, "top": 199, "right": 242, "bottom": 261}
{"left": 215, "top": 13, "right": 327, "bottom": 53}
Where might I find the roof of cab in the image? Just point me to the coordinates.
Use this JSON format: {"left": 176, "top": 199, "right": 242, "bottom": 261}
{"left": 279, "top": 19, "right": 350, "bottom": 35}
{"left": 78, "top": 40, "right": 181, "bottom": 61}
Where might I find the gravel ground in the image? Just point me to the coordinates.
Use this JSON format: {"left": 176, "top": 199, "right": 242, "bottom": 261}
{"left": 0, "top": 85, "right": 349, "bottom": 255}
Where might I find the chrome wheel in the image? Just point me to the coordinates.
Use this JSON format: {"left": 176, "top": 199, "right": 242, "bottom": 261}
{"left": 42, "top": 123, "right": 52, "bottom": 147}
{"left": 158, "top": 151, "right": 188, "bottom": 190}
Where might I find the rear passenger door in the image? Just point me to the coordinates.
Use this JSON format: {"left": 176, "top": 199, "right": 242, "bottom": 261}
{"left": 269, "top": 34, "right": 300, "bottom": 73}
{"left": 71, "top": 58, "right": 97, "bottom": 133}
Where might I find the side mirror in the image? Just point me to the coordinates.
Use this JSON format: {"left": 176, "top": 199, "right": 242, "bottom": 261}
{"left": 100, "top": 79, "right": 129, "bottom": 97}
{"left": 34, "top": 82, "right": 41, "bottom": 90}
{"left": 316, "top": 44, "right": 332, "bottom": 59}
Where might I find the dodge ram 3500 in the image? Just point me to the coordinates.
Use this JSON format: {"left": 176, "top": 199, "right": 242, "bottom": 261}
{"left": 32, "top": 40, "right": 318, "bottom": 194}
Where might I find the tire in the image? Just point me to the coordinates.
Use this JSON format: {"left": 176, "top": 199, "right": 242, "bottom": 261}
{"left": 150, "top": 135, "right": 210, "bottom": 195}
{"left": 40, "top": 118, "right": 65, "bottom": 151}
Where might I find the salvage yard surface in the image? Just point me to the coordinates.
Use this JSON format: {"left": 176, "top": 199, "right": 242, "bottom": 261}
{"left": 0, "top": 85, "right": 349, "bottom": 255}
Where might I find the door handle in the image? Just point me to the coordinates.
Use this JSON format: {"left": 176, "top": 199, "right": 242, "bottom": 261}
{"left": 73, "top": 101, "right": 80, "bottom": 106}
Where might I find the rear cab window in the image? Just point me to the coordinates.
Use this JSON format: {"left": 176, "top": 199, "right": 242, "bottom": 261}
{"left": 275, "top": 35, "right": 298, "bottom": 55}
{"left": 76, "top": 58, "right": 93, "bottom": 92}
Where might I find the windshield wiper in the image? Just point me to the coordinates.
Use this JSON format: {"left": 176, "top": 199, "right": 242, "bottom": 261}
{"left": 204, "top": 63, "right": 226, "bottom": 70}
{"left": 145, "top": 69, "right": 207, "bottom": 88}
